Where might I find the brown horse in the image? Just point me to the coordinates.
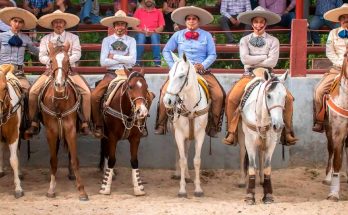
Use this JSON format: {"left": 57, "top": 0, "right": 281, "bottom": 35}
{"left": 0, "top": 64, "right": 24, "bottom": 198}
{"left": 40, "top": 42, "right": 88, "bottom": 201}
{"left": 324, "top": 54, "right": 348, "bottom": 201}
{"left": 99, "top": 69, "right": 153, "bottom": 196}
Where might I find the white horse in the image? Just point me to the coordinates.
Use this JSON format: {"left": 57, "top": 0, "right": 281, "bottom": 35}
{"left": 240, "top": 70, "right": 288, "bottom": 204}
{"left": 163, "top": 53, "right": 209, "bottom": 197}
{"left": 0, "top": 64, "right": 24, "bottom": 198}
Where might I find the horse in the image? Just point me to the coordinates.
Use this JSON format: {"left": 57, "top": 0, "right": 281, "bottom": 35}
{"left": 99, "top": 68, "right": 153, "bottom": 196}
{"left": 238, "top": 70, "right": 288, "bottom": 204}
{"left": 40, "top": 42, "right": 88, "bottom": 201}
{"left": 0, "top": 64, "right": 24, "bottom": 198}
{"left": 323, "top": 55, "right": 348, "bottom": 201}
{"left": 163, "top": 53, "right": 210, "bottom": 198}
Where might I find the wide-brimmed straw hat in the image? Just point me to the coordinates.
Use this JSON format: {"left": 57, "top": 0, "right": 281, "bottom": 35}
{"left": 0, "top": 7, "right": 37, "bottom": 30}
{"left": 38, "top": 10, "right": 80, "bottom": 29}
{"left": 100, "top": 10, "right": 140, "bottom": 28}
{"left": 171, "top": 6, "right": 213, "bottom": 26}
{"left": 324, "top": 4, "right": 348, "bottom": 22}
{"left": 237, "top": 6, "right": 281, "bottom": 25}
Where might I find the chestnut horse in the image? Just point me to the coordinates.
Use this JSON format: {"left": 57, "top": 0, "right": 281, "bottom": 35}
{"left": 99, "top": 69, "right": 153, "bottom": 196}
{"left": 40, "top": 42, "right": 88, "bottom": 201}
{"left": 0, "top": 64, "right": 24, "bottom": 198}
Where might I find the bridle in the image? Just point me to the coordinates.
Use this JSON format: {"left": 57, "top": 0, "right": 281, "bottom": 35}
{"left": 263, "top": 77, "right": 285, "bottom": 114}
{"left": 165, "top": 62, "right": 190, "bottom": 97}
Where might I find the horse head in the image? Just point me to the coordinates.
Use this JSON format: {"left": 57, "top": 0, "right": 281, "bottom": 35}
{"left": 48, "top": 41, "right": 70, "bottom": 94}
{"left": 124, "top": 67, "right": 149, "bottom": 119}
{"left": 262, "top": 70, "right": 288, "bottom": 132}
{"left": 163, "top": 52, "right": 196, "bottom": 108}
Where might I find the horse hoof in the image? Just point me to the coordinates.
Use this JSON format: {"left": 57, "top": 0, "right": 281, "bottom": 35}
{"left": 178, "top": 192, "right": 188, "bottom": 198}
{"left": 322, "top": 180, "right": 331, "bottom": 186}
{"left": 194, "top": 191, "right": 204, "bottom": 197}
{"left": 14, "top": 190, "right": 24, "bottom": 199}
{"left": 79, "top": 195, "right": 89, "bottom": 201}
{"left": 68, "top": 174, "right": 76, "bottom": 181}
{"left": 245, "top": 196, "right": 256, "bottom": 205}
{"left": 327, "top": 195, "right": 339, "bottom": 202}
{"left": 134, "top": 190, "right": 146, "bottom": 196}
{"left": 46, "top": 192, "right": 56, "bottom": 198}
{"left": 0, "top": 172, "right": 5, "bottom": 178}
{"left": 238, "top": 183, "right": 246, "bottom": 188}
{"left": 262, "top": 196, "right": 274, "bottom": 204}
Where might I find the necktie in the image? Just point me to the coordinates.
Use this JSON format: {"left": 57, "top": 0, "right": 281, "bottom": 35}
{"left": 56, "top": 36, "right": 63, "bottom": 46}
{"left": 185, "top": 31, "right": 199, "bottom": 40}
{"left": 249, "top": 35, "right": 266, "bottom": 47}
{"left": 8, "top": 34, "right": 23, "bottom": 47}
{"left": 338, "top": 30, "right": 348, "bottom": 39}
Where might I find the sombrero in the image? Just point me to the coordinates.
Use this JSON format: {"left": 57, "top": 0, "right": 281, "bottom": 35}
{"left": 171, "top": 6, "right": 213, "bottom": 26}
{"left": 38, "top": 10, "right": 80, "bottom": 29}
{"left": 0, "top": 7, "right": 37, "bottom": 30}
{"left": 324, "top": 4, "right": 348, "bottom": 22}
{"left": 237, "top": 6, "right": 281, "bottom": 25}
{"left": 100, "top": 10, "right": 140, "bottom": 28}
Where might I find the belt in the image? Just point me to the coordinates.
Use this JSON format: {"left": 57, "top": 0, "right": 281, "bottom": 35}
{"left": 12, "top": 64, "right": 23, "bottom": 70}
{"left": 107, "top": 68, "right": 132, "bottom": 75}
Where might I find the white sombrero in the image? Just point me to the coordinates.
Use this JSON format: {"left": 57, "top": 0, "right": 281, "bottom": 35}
{"left": 324, "top": 4, "right": 348, "bottom": 22}
{"left": 237, "top": 6, "right": 281, "bottom": 25}
{"left": 100, "top": 10, "right": 140, "bottom": 28}
{"left": 38, "top": 10, "right": 80, "bottom": 29}
{"left": 171, "top": 6, "right": 213, "bottom": 26}
{"left": 0, "top": 7, "right": 37, "bottom": 30}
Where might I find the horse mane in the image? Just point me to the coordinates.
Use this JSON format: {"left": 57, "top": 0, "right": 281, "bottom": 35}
{"left": 267, "top": 76, "right": 280, "bottom": 92}
{"left": 128, "top": 70, "right": 144, "bottom": 81}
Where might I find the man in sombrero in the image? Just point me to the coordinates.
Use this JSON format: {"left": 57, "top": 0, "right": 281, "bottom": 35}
{"left": 223, "top": 6, "right": 298, "bottom": 146}
{"left": 91, "top": 10, "right": 139, "bottom": 138}
{"left": 0, "top": 7, "right": 39, "bottom": 94}
{"left": 313, "top": 4, "right": 348, "bottom": 132}
{"left": 155, "top": 6, "right": 226, "bottom": 137}
{"left": 24, "top": 10, "right": 91, "bottom": 138}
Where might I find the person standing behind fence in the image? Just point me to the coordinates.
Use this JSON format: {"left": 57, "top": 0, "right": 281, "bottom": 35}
{"left": 163, "top": 0, "right": 185, "bottom": 33}
{"left": 308, "top": 0, "right": 342, "bottom": 45}
{"left": 219, "top": 0, "right": 251, "bottom": 46}
{"left": 133, "top": 0, "right": 165, "bottom": 67}
{"left": 23, "top": 0, "right": 54, "bottom": 18}
{"left": 259, "top": 0, "right": 296, "bottom": 29}
{"left": 80, "top": 0, "right": 101, "bottom": 24}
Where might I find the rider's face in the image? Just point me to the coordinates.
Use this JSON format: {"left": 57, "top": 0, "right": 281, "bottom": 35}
{"left": 339, "top": 14, "right": 348, "bottom": 29}
{"left": 52, "top": 19, "right": 66, "bottom": 34}
{"left": 113, "top": 21, "right": 127, "bottom": 36}
{"left": 10, "top": 18, "right": 24, "bottom": 33}
{"left": 251, "top": 17, "right": 267, "bottom": 35}
{"left": 185, "top": 15, "right": 199, "bottom": 31}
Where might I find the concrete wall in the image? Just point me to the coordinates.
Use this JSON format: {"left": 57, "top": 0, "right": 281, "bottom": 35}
{"left": 14, "top": 74, "right": 326, "bottom": 170}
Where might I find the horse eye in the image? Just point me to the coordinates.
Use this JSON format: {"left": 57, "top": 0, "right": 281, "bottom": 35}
{"left": 179, "top": 75, "right": 185, "bottom": 79}
{"left": 267, "top": 94, "right": 271, "bottom": 99}
{"left": 129, "top": 85, "right": 133, "bottom": 90}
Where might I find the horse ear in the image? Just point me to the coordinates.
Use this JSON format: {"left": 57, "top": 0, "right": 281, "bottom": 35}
{"left": 139, "top": 67, "right": 145, "bottom": 77}
{"left": 63, "top": 42, "right": 70, "bottom": 53}
{"left": 48, "top": 41, "right": 54, "bottom": 54}
{"left": 171, "top": 51, "right": 180, "bottom": 62}
{"left": 264, "top": 69, "right": 270, "bottom": 80}
{"left": 279, "top": 70, "right": 289, "bottom": 82}
{"left": 183, "top": 52, "right": 187, "bottom": 62}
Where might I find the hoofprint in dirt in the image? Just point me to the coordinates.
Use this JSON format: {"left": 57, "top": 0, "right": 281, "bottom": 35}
{"left": 0, "top": 167, "right": 347, "bottom": 214}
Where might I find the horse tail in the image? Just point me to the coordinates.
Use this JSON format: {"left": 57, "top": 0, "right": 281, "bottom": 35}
{"left": 99, "top": 137, "right": 108, "bottom": 171}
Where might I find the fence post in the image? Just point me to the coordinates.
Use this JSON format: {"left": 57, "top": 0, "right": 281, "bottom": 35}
{"left": 290, "top": 19, "right": 307, "bottom": 77}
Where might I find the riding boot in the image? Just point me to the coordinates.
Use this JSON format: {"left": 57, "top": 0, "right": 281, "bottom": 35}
{"left": 93, "top": 126, "right": 103, "bottom": 139}
{"left": 283, "top": 93, "right": 298, "bottom": 145}
{"left": 312, "top": 99, "right": 325, "bottom": 133}
{"left": 23, "top": 121, "right": 40, "bottom": 140}
{"left": 80, "top": 122, "right": 91, "bottom": 135}
{"left": 154, "top": 98, "right": 168, "bottom": 135}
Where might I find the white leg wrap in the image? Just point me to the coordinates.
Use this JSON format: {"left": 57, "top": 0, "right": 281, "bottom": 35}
{"left": 132, "top": 169, "right": 145, "bottom": 196}
{"left": 329, "top": 173, "right": 340, "bottom": 199}
{"left": 99, "top": 168, "right": 113, "bottom": 195}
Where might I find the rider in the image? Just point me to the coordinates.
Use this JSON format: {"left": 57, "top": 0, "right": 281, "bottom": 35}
{"left": 156, "top": 6, "right": 226, "bottom": 137}
{"left": 0, "top": 7, "right": 39, "bottom": 94}
{"left": 223, "top": 6, "right": 298, "bottom": 145}
{"left": 313, "top": 4, "right": 348, "bottom": 133}
{"left": 24, "top": 10, "right": 91, "bottom": 138}
{"left": 92, "top": 10, "right": 139, "bottom": 138}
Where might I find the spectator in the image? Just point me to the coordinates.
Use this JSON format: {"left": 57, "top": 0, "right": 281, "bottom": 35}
{"left": 259, "top": 0, "right": 296, "bottom": 28}
{"left": 163, "top": 0, "right": 185, "bottom": 32}
{"left": 308, "top": 0, "right": 343, "bottom": 45}
{"left": 23, "top": 0, "right": 54, "bottom": 18}
{"left": 114, "top": 0, "right": 138, "bottom": 16}
{"left": 250, "top": 0, "right": 259, "bottom": 9}
{"left": 0, "top": 0, "right": 16, "bottom": 32}
{"left": 133, "top": 0, "right": 165, "bottom": 66}
{"left": 56, "top": 0, "right": 78, "bottom": 31}
{"left": 219, "top": 0, "right": 251, "bottom": 45}
{"left": 80, "top": 0, "right": 101, "bottom": 24}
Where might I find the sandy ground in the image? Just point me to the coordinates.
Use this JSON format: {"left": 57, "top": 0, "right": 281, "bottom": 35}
{"left": 0, "top": 166, "right": 348, "bottom": 215}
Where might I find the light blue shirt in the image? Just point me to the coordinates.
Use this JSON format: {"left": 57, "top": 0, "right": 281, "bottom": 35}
{"left": 100, "top": 34, "right": 136, "bottom": 70}
{"left": 162, "top": 28, "right": 216, "bottom": 69}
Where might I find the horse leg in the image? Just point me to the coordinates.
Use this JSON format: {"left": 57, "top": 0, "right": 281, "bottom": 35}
{"left": 193, "top": 132, "right": 205, "bottom": 197}
{"left": 175, "top": 133, "right": 187, "bottom": 198}
{"left": 0, "top": 141, "right": 5, "bottom": 178}
{"left": 65, "top": 131, "right": 88, "bottom": 201}
{"left": 323, "top": 135, "right": 334, "bottom": 185}
{"left": 68, "top": 152, "right": 76, "bottom": 181}
{"left": 238, "top": 125, "right": 246, "bottom": 188}
{"left": 345, "top": 139, "right": 348, "bottom": 183}
{"left": 172, "top": 141, "right": 192, "bottom": 183}
{"left": 244, "top": 132, "right": 257, "bottom": 205}
{"left": 99, "top": 134, "right": 116, "bottom": 195}
{"left": 261, "top": 138, "right": 277, "bottom": 204}
{"left": 129, "top": 136, "right": 145, "bottom": 196}
{"left": 8, "top": 140, "right": 23, "bottom": 198}
{"left": 259, "top": 148, "right": 265, "bottom": 185}
{"left": 46, "top": 132, "right": 58, "bottom": 198}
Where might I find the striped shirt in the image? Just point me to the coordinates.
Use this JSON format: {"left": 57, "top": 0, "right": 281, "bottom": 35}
{"left": 259, "top": 0, "right": 296, "bottom": 15}
{"left": 25, "top": 0, "right": 53, "bottom": 9}
{"left": 220, "top": 0, "right": 252, "bottom": 18}
{"left": 315, "top": 0, "right": 343, "bottom": 16}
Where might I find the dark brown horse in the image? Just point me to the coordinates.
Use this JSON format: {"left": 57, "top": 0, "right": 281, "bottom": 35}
{"left": 40, "top": 42, "right": 88, "bottom": 201}
{"left": 99, "top": 69, "right": 153, "bottom": 196}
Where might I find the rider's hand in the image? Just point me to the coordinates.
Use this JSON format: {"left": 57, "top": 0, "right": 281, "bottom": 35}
{"left": 108, "top": 53, "right": 114, "bottom": 59}
{"left": 194, "top": 63, "right": 204, "bottom": 71}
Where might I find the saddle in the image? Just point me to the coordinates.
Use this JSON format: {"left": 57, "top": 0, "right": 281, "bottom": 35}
{"left": 197, "top": 74, "right": 210, "bottom": 101}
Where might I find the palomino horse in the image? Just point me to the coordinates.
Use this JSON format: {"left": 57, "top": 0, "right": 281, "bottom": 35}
{"left": 0, "top": 64, "right": 24, "bottom": 198}
{"left": 240, "top": 70, "right": 288, "bottom": 204}
{"left": 40, "top": 42, "right": 88, "bottom": 200}
{"left": 323, "top": 55, "right": 348, "bottom": 201}
{"left": 163, "top": 53, "right": 209, "bottom": 197}
{"left": 99, "top": 68, "right": 153, "bottom": 196}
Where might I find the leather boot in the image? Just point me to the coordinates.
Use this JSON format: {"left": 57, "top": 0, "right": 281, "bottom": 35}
{"left": 284, "top": 92, "right": 298, "bottom": 145}
{"left": 285, "top": 132, "right": 298, "bottom": 145}
{"left": 222, "top": 132, "right": 236, "bottom": 145}
{"left": 24, "top": 123, "right": 40, "bottom": 140}
{"left": 80, "top": 122, "right": 91, "bottom": 135}
{"left": 154, "top": 125, "right": 165, "bottom": 135}
{"left": 312, "top": 122, "right": 324, "bottom": 133}
{"left": 93, "top": 126, "right": 103, "bottom": 139}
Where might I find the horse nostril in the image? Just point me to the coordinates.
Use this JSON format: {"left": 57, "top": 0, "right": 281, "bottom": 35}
{"left": 168, "top": 100, "right": 171, "bottom": 105}
{"left": 273, "top": 124, "right": 277, "bottom": 130}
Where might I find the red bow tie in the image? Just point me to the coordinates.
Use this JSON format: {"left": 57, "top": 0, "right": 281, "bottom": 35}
{"left": 185, "top": 31, "right": 199, "bottom": 40}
